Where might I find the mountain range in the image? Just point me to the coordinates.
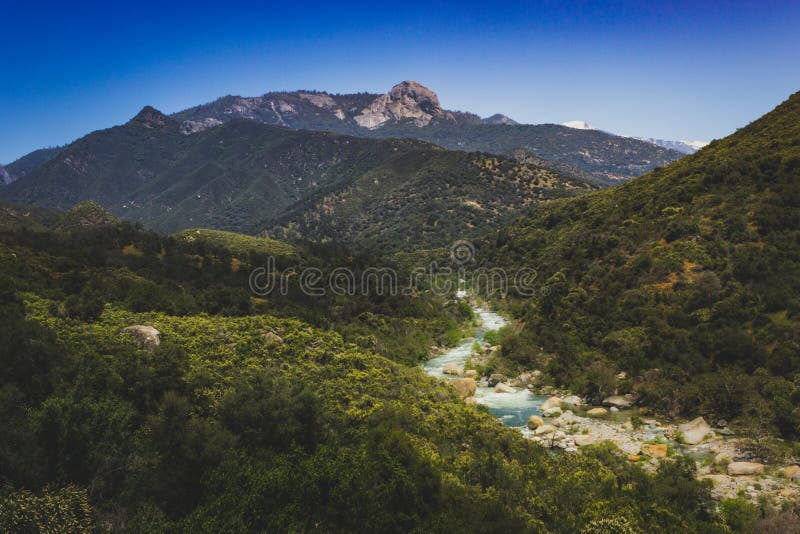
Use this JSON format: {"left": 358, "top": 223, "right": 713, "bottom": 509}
{"left": 0, "top": 106, "right": 591, "bottom": 249}
{"left": 2, "top": 81, "right": 685, "bottom": 195}
{"left": 172, "top": 80, "right": 684, "bottom": 183}
{"left": 561, "top": 120, "right": 709, "bottom": 154}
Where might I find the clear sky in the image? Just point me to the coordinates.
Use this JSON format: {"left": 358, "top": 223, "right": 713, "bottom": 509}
{"left": 2, "top": 0, "right": 799, "bottom": 163}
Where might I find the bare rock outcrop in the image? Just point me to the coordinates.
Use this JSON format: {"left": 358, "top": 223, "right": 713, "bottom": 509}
{"left": 354, "top": 81, "right": 454, "bottom": 129}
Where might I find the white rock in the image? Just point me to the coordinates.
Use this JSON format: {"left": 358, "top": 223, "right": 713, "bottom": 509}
{"left": 602, "top": 395, "right": 632, "bottom": 409}
{"left": 562, "top": 395, "right": 583, "bottom": 406}
{"left": 122, "top": 325, "right": 161, "bottom": 351}
{"left": 534, "top": 424, "right": 557, "bottom": 436}
{"left": 679, "top": 417, "right": 712, "bottom": 445}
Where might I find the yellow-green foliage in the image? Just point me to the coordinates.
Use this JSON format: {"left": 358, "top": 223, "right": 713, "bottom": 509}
{"left": 172, "top": 228, "right": 297, "bottom": 258}
{"left": 3, "top": 291, "right": 725, "bottom": 532}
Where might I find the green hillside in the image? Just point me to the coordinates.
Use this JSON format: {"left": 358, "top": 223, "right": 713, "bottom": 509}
{"left": 172, "top": 228, "right": 297, "bottom": 258}
{"left": 479, "top": 91, "right": 800, "bottom": 436}
{"left": 0, "top": 108, "right": 590, "bottom": 251}
{"left": 269, "top": 153, "right": 591, "bottom": 252}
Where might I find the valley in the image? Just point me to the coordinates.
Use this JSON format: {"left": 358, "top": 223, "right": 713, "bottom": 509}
{"left": 1, "top": 65, "right": 798, "bottom": 534}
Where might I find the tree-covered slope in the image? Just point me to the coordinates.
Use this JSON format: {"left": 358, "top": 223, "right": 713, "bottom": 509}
{"left": 478, "top": 91, "right": 800, "bottom": 435}
{"left": 0, "top": 108, "right": 590, "bottom": 250}
{"left": 269, "top": 153, "right": 591, "bottom": 252}
{"left": 3, "top": 146, "right": 62, "bottom": 183}
{"left": 368, "top": 121, "right": 683, "bottom": 184}
{"left": 0, "top": 204, "right": 727, "bottom": 532}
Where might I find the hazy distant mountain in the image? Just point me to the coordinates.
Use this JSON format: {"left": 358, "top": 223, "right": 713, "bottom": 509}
{"left": 635, "top": 137, "right": 709, "bottom": 154}
{"left": 0, "top": 106, "right": 591, "bottom": 249}
{"left": 174, "top": 81, "right": 684, "bottom": 184}
{"left": 560, "top": 120, "right": 708, "bottom": 155}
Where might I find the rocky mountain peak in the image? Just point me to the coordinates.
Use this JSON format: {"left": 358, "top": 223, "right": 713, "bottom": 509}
{"left": 483, "top": 113, "right": 518, "bottom": 125}
{"left": 130, "top": 106, "right": 170, "bottom": 129}
{"left": 388, "top": 80, "right": 441, "bottom": 113}
{"left": 355, "top": 80, "right": 452, "bottom": 129}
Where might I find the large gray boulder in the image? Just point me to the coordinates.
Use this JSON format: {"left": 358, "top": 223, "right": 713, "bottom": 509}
{"left": 122, "top": 325, "right": 161, "bottom": 352}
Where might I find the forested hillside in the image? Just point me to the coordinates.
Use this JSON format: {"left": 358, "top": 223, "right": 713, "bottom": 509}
{"left": 478, "top": 91, "right": 800, "bottom": 437}
{"left": 0, "top": 108, "right": 589, "bottom": 251}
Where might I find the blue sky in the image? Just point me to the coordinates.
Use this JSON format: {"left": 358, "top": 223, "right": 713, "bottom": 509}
{"left": 1, "top": 0, "right": 799, "bottom": 163}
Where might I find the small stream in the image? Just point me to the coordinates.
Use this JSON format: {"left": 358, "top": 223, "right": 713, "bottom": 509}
{"left": 423, "top": 305, "right": 546, "bottom": 428}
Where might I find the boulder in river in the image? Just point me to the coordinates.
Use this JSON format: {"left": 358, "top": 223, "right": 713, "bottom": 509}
{"left": 586, "top": 407, "right": 608, "bottom": 417}
{"left": 494, "top": 383, "right": 516, "bottom": 393}
{"left": 464, "top": 369, "right": 478, "bottom": 378}
{"left": 540, "top": 396, "right": 562, "bottom": 412}
{"left": 451, "top": 378, "right": 477, "bottom": 399}
{"left": 562, "top": 395, "right": 583, "bottom": 407}
{"left": 488, "top": 373, "right": 507, "bottom": 386}
{"left": 442, "top": 363, "right": 463, "bottom": 375}
{"left": 122, "top": 325, "right": 161, "bottom": 351}
{"left": 727, "top": 462, "right": 765, "bottom": 476}
{"left": 527, "top": 415, "right": 544, "bottom": 430}
{"left": 679, "top": 417, "right": 712, "bottom": 445}
{"left": 602, "top": 395, "right": 633, "bottom": 409}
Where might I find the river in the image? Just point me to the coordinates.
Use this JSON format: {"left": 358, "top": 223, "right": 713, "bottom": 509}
{"left": 422, "top": 305, "right": 546, "bottom": 428}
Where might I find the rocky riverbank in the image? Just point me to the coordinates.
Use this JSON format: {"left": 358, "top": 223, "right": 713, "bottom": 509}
{"left": 487, "top": 367, "right": 800, "bottom": 504}
{"left": 424, "top": 301, "right": 800, "bottom": 506}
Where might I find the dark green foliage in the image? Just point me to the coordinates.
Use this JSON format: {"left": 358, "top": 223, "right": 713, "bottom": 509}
{"left": 3, "top": 146, "right": 62, "bottom": 181}
{"left": 479, "top": 91, "right": 800, "bottom": 436}
{"left": 0, "top": 210, "right": 726, "bottom": 532}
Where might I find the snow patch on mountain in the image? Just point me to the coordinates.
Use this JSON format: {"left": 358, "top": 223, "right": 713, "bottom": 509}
{"left": 562, "top": 120, "right": 593, "bottom": 130}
